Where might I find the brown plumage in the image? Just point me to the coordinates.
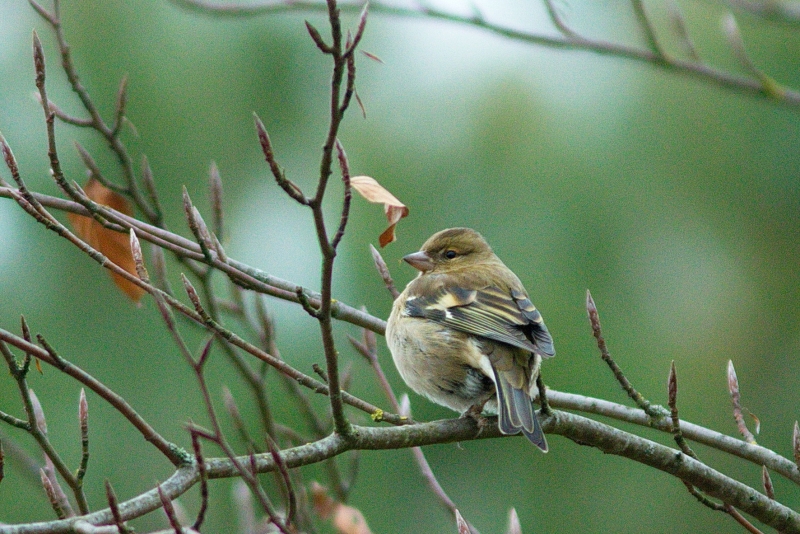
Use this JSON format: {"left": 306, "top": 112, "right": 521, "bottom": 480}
{"left": 386, "top": 228, "right": 555, "bottom": 450}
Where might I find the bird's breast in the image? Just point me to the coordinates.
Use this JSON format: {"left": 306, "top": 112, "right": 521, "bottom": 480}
{"left": 386, "top": 311, "right": 496, "bottom": 413}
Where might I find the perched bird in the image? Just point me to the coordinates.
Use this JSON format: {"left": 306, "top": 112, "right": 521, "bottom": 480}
{"left": 386, "top": 228, "right": 555, "bottom": 451}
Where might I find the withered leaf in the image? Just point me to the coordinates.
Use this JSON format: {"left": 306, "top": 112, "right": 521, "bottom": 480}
{"left": 312, "top": 482, "right": 373, "bottom": 534}
{"left": 67, "top": 178, "right": 145, "bottom": 302}
{"left": 350, "top": 175, "right": 408, "bottom": 247}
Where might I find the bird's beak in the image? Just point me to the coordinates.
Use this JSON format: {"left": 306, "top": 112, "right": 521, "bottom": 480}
{"left": 403, "top": 251, "right": 435, "bottom": 272}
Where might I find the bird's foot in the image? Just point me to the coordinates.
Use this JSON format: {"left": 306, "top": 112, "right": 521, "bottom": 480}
{"left": 462, "top": 402, "right": 489, "bottom": 435}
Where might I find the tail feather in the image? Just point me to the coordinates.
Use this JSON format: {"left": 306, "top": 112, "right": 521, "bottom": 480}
{"left": 521, "top": 410, "right": 548, "bottom": 452}
{"left": 493, "top": 368, "right": 548, "bottom": 452}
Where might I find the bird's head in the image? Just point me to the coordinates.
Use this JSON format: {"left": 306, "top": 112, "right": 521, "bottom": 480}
{"left": 403, "top": 227, "right": 497, "bottom": 274}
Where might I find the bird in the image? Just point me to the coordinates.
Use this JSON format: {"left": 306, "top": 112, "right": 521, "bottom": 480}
{"left": 386, "top": 227, "right": 555, "bottom": 451}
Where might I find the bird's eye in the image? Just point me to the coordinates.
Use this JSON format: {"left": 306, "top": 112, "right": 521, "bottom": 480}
{"left": 444, "top": 250, "right": 457, "bottom": 259}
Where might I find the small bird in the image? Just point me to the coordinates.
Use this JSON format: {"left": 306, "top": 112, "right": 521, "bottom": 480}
{"left": 386, "top": 228, "right": 555, "bottom": 451}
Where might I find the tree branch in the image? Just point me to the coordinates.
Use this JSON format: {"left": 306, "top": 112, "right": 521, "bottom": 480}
{"left": 4, "top": 411, "right": 799, "bottom": 534}
{"left": 166, "top": 0, "right": 800, "bottom": 106}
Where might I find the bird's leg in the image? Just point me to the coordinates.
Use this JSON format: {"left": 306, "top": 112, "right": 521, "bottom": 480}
{"left": 462, "top": 396, "right": 491, "bottom": 435}
{"left": 535, "top": 374, "right": 551, "bottom": 415}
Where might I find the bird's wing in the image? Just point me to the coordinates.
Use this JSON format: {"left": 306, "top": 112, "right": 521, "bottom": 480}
{"left": 405, "top": 285, "right": 555, "bottom": 358}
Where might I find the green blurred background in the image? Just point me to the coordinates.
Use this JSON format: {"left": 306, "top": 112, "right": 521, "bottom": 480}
{"left": 1, "top": 0, "right": 799, "bottom": 532}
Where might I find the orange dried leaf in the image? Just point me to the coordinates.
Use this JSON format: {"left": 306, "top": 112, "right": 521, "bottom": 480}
{"left": 350, "top": 175, "right": 408, "bottom": 247}
{"left": 749, "top": 411, "right": 761, "bottom": 435}
{"left": 312, "top": 482, "right": 373, "bottom": 534}
{"left": 332, "top": 503, "right": 372, "bottom": 534}
{"left": 311, "top": 482, "right": 336, "bottom": 519}
{"left": 67, "top": 178, "right": 145, "bottom": 302}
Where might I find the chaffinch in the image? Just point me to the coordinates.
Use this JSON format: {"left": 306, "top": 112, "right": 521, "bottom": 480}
{"left": 386, "top": 228, "right": 555, "bottom": 451}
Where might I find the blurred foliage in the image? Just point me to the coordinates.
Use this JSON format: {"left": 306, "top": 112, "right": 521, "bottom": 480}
{"left": 1, "top": 1, "right": 799, "bottom": 532}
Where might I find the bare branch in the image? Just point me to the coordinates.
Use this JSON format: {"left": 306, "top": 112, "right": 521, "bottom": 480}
{"left": 586, "top": 290, "right": 666, "bottom": 419}
{"left": 254, "top": 115, "right": 307, "bottom": 204}
{"left": 0, "top": 328, "right": 185, "bottom": 465}
{"left": 166, "top": 0, "right": 800, "bottom": 106}
{"left": 189, "top": 432, "right": 209, "bottom": 531}
{"left": 305, "top": 20, "right": 332, "bottom": 53}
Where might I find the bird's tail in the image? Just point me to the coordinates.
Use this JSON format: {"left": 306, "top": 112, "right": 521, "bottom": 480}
{"left": 493, "top": 369, "right": 548, "bottom": 452}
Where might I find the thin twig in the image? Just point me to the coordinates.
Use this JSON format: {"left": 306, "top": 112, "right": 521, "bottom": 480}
{"left": 331, "top": 139, "right": 352, "bottom": 250}
{"left": 254, "top": 115, "right": 307, "bottom": 204}
{"left": 667, "top": 0, "right": 699, "bottom": 61}
{"left": 722, "top": 13, "right": 786, "bottom": 100}
{"left": 0, "top": 329, "right": 185, "bottom": 465}
{"left": 166, "top": 0, "right": 800, "bottom": 106}
{"left": 631, "top": 0, "right": 666, "bottom": 59}
{"left": 190, "top": 431, "right": 209, "bottom": 530}
{"left": 349, "top": 328, "right": 475, "bottom": 532}
{"left": 222, "top": 388, "right": 259, "bottom": 452}
{"left": 0, "top": 186, "right": 386, "bottom": 334}
{"left": 724, "top": 504, "right": 765, "bottom": 534}
{"left": 29, "top": 0, "right": 159, "bottom": 221}
{"left": 4, "top": 340, "right": 89, "bottom": 515}
{"left": 543, "top": 0, "right": 579, "bottom": 38}
{"left": 7, "top": 410, "right": 800, "bottom": 534}
{"left": 586, "top": 290, "right": 665, "bottom": 419}
{"left": 667, "top": 362, "right": 762, "bottom": 532}
{"left": 264, "top": 434, "right": 297, "bottom": 525}
{"left": 368, "top": 244, "right": 399, "bottom": 299}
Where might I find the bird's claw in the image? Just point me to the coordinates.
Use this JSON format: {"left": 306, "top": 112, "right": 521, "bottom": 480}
{"left": 462, "top": 403, "right": 489, "bottom": 435}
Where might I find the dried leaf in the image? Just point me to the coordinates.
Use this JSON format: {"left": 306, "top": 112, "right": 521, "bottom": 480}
{"left": 312, "top": 482, "right": 373, "bottom": 534}
{"left": 311, "top": 481, "right": 335, "bottom": 519}
{"left": 350, "top": 175, "right": 408, "bottom": 247}
{"left": 749, "top": 410, "right": 761, "bottom": 435}
{"left": 332, "top": 504, "right": 371, "bottom": 534}
{"left": 67, "top": 178, "right": 145, "bottom": 302}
